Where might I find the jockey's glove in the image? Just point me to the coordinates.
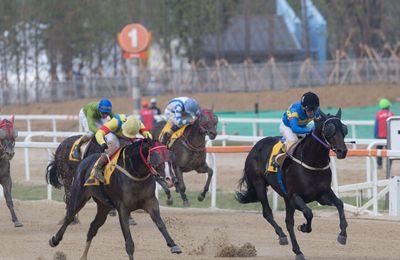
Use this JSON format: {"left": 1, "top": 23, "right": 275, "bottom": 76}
{"left": 100, "top": 143, "right": 108, "bottom": 151}
{"left": 142, "top": 131, "right": 153, "bottom": 139}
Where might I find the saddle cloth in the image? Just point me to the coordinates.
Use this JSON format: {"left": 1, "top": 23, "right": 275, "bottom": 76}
{"left": 266, "top": 141, "right": 284, "bottom": 173}
{"left": 68, "top": 137, "right": 91, "bottom": 162}
{"left": 159, "top": 121, "right": 188, "bottom": 148}
{"left": 84, "top": 148, "right": 123, "bottom": 186}
{"left": 265, "top": 139, "right": 302, "bottom": 173}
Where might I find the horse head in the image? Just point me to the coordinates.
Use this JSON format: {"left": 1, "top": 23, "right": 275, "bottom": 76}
{"left": 142, "top": 138, "right": 172, "bottom": 173}
{"left": 0, "top": 116, "right": 18, "bottom": 160}
{"left": 314, "top": 109, "right": 348, "bottom": 159}
{"left": 197, "top": 109, "right": 218, "bottom": 140}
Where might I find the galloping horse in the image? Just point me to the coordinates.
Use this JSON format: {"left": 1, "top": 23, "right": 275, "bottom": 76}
{"left": 151, "top": 109, "right": 218, "bottom": 207}
{"left": 0, "top": 116, "right": 22, "bottom": 227}
{"left": 236, "top": 109, "right": 348, "bottom": 260}
{"left": 49, "top": 138, "right": 182, "bottom": 260}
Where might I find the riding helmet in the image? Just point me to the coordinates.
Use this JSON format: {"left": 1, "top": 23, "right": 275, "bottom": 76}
{"left": 98, "top": 98, "right": 112, "bottom": 114}
{"left": 301, "top": 92, "right": 320, "bottom": 111}
{"left": 184, "top": 98, "right": 200, "bottom": 118}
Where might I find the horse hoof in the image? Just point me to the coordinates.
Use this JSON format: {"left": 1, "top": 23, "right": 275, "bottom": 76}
{"left": 337, "top": 234, "right": 347, "bottom": 245}
{"left": 49, "top": 237, "right": 59, "bottom": 247}
{"left": 166, "top": 198, "right": 173, "bottom": 206}
{"left": 279, "top": 236, "right": 288, "bottom": 245}
{"left": 295, "top": 253, "right": 305, "bottom": 260}
{"left": 171, "top": 245, "right": 182, "bottom": 254}
{"left": 14, "top": 221, "right": 23, "bottom": 228}
{"left": 129, "top": 218, "right": 137, "bottom": 226}
{"left": 297, "top": 224, "right": 311, "bottom": 233}
{"left": 197, "top": 193, "right": 205, "bottom": 202}
{"left": 109, "top": 209, "right": 117, "bottom": 217}
{"left": 183, "top": 200, "right": 190, "bottom": 208}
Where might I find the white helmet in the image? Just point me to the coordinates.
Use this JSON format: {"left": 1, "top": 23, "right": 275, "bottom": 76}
{"left": 150, "top": 98, "right": 157, "bottom": 104}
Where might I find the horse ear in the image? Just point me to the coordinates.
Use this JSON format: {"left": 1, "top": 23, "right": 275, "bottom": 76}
{"left": 10, "top": 115, "right": 14, "bottom": 124}
{"left": 336, "top": 108, "right": 342, "bottom": 119}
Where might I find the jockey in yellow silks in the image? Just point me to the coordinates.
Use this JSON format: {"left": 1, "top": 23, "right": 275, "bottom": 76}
{"left": 93, "top": 114, "right": 152, "bottom": 182}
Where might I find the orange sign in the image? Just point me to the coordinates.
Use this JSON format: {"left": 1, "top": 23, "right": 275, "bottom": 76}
{"left": 122, "top": 51, "right": 148, "bottom": 59}
{"left": 118, "top": 24, "right": 150, "bottom": 54}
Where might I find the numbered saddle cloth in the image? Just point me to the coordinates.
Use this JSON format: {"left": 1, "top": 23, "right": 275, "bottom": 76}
{"left": 84, "top": 148, "right": 123, "bottom": 186}
{"left": 159, "top": 121, "right": 188, "bottom": 148}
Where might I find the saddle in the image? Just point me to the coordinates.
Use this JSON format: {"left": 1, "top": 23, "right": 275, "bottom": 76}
{"left": 266, "top": 139, "right": 301, "bottom": 173}
{"left": 84, "top": 148, "right": 124, "bottom": 186}
{"left": 159, "top": 121, "right": 188, "bottom": 148}
{"left": 68, "top": 137, "right": 92, "bottom": 162}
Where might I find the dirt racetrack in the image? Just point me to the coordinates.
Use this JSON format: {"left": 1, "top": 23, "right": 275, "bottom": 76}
{"left": 0, "top": 201, "right": 399, "bottom": 260}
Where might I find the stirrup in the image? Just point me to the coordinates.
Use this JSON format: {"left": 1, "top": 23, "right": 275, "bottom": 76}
{"left": 94, "top": 170, "right": 105, "bottom": 183}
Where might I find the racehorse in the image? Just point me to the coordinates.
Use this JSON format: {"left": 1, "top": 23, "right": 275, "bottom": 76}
{"left": 151, "top": 109, "right": 218, "bottom": 207}
{"left": 49, "top": 138, "right": 182, "bottom": 260}
{"left": 0, "top": 116, "right": 23, "bottom": 227}
{"left": 235, "top": 109, "right": 348, "bottom": 260}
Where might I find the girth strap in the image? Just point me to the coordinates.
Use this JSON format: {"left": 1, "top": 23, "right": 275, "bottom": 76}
{"left": 287, "top": 154, "right": 330, "bottom": 171}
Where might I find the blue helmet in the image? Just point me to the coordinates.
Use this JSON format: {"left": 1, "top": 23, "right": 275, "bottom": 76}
{"left": 184, "top": 98, "right": 200, "bottom": 118}
{"left": 98, "top": 98, "right": 112, "bottom": 114}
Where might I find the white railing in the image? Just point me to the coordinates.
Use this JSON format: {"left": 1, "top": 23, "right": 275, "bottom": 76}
{"left": 2, "top": 131, "right": 397, "bottom": 217}
{"left": 1, "top": 114, "right": 374, "bottom": 143}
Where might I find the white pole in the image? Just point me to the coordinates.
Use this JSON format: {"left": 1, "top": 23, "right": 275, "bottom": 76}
{"left": 252, "top": 122, "right": 257, "bottom": 144}
{"left": 24, "top": 147, "right": 30, "bottom": 181}
{"left": 27, "top": 119, "right": 31, "bottom": 132}
{"left": 210, "top": 153, "right": 217, "bottom": 209}
{"left": 272, "top": 191, "right": 278, "bottom": 211}
{"left": 47, "top": 149, "right": 53, "bottom": 200}
{"left": 222, "top": 122, "right": 227, "bottom": 146}
{"left": 52, "top": 119, "right": 57, "bottom": 143}
{"left": 0, "top": 186, "right": 3, "bottom": 199}
{"left": 330, "top": 157, "right": 339, "bottom": 195}
{"left": 372, "top": 157, "right": 378, "bottom": 216}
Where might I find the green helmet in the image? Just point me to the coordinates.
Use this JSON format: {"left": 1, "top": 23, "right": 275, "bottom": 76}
{"left": 379, "top": 98, "right": 391, "bottom": 109}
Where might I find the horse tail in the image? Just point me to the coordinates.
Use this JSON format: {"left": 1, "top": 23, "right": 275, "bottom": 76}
{"left": 235, "top": 168, "right": 259, "bottom": 204}
{"left": 46, "top": 160, "right": 63, "bottom": 189}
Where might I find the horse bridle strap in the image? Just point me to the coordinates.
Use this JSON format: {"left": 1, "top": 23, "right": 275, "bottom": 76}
{"left": 287, "top": 154, "right": 330, "bottom": 171}
{"left": 115, "top": 164, "right": 151, "bottom": 182}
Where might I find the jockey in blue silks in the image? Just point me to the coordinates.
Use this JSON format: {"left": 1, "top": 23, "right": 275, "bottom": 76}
{"left": 280, "top": 92, "right": 320, "bottom": 153}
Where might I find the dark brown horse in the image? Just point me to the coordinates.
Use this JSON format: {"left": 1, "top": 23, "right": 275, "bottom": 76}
{"left": 236, "top": 109, "right": 348, "bottom": 260}
{"left": 0, "top": 116, "right": 22, "bottom": 227}
{"left": 49, "top": 138, "right": 181, "bottom": 260}
{"left": 151, "top": 109, "right": 218, "bottom": 207}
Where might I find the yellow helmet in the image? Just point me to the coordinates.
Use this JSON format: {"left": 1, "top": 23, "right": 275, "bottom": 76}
{"left": 122, "top": 116, "right": 142, "bottom": 138}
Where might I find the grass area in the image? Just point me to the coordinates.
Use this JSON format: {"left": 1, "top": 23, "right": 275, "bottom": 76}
{"left": 9, "top": 184, "right": 387, "bottom": 212}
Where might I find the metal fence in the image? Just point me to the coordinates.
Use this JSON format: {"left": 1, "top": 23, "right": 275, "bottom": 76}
{"left": 1, "top": 58, "right": 399, "bottom": 105}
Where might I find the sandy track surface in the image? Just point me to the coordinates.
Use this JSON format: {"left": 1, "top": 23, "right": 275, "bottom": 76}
{"left": 0, "top": 201, "right": 400, "bottom": 260}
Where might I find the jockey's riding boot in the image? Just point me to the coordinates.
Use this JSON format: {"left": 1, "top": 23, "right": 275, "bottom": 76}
{"left": 72, "top": 134, "right": 91, "bottom": 159}
{"left": 94, "top": 153, "right": 109, "bottom": 183}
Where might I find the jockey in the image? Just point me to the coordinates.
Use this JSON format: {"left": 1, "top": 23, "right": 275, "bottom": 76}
{"left": 93, "top": 114, "right": 152, "bottom": 182}
{"left": 160, "top": 97, "right": 201, "bottom": 145}
{"left": 72, "top": 98, "right": 113, "bottom": 159}
{"left": 280, "top": 92, "right": 320, "bottom": 152}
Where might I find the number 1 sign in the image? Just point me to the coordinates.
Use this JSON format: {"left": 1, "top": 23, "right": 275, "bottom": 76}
{"left": 118, "top": 24, "right": 150, "bottom": 54}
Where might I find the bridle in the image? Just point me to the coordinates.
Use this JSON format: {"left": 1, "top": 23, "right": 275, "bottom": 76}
{"left": 311, "top": 117, "right": 342, "bottom": 152}
{"left": 116, "top": 139, "right": 169, "bottom": 182}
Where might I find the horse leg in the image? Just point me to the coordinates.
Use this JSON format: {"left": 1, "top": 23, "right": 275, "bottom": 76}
{"left": 254, "top": 180, "right": 288, "bottom": 245}
{"left": 80, "top": 200, "right": 110, "bottom": 260}
{"left": 145, "top": 197, "right": 182, "bottom": 254}
{"left": 285, "top": 199, "right": 305, "bottom": 260}
{"left": 117, "top": 207, "right": 135, "bottom": 260}
{"left": 196, "top": 163, "right": 213, "bottom": 202}
{"left": 49, "top": 186, "right": 89, "bottom": 247}
{"left": 293, "top": 194, "right": 313, "bottom": 233}
{"left": 1, "top": 177, "right": 22, "bottom": 227}
{"left": 61, "top": 177, "right": 80, "bottom": 225}
{"left": 318, "top": 189, "right": 348, "bottom": 245}
{"left": 173, "top": 166, "right": 189, "bottom": 207}
{"left": 156, "top": 177, "right": 173, "bottom": 205}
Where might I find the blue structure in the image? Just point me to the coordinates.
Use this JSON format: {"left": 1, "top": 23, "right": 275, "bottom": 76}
{"left": 277, "top": 0, "right": 327, "bottom": 61}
